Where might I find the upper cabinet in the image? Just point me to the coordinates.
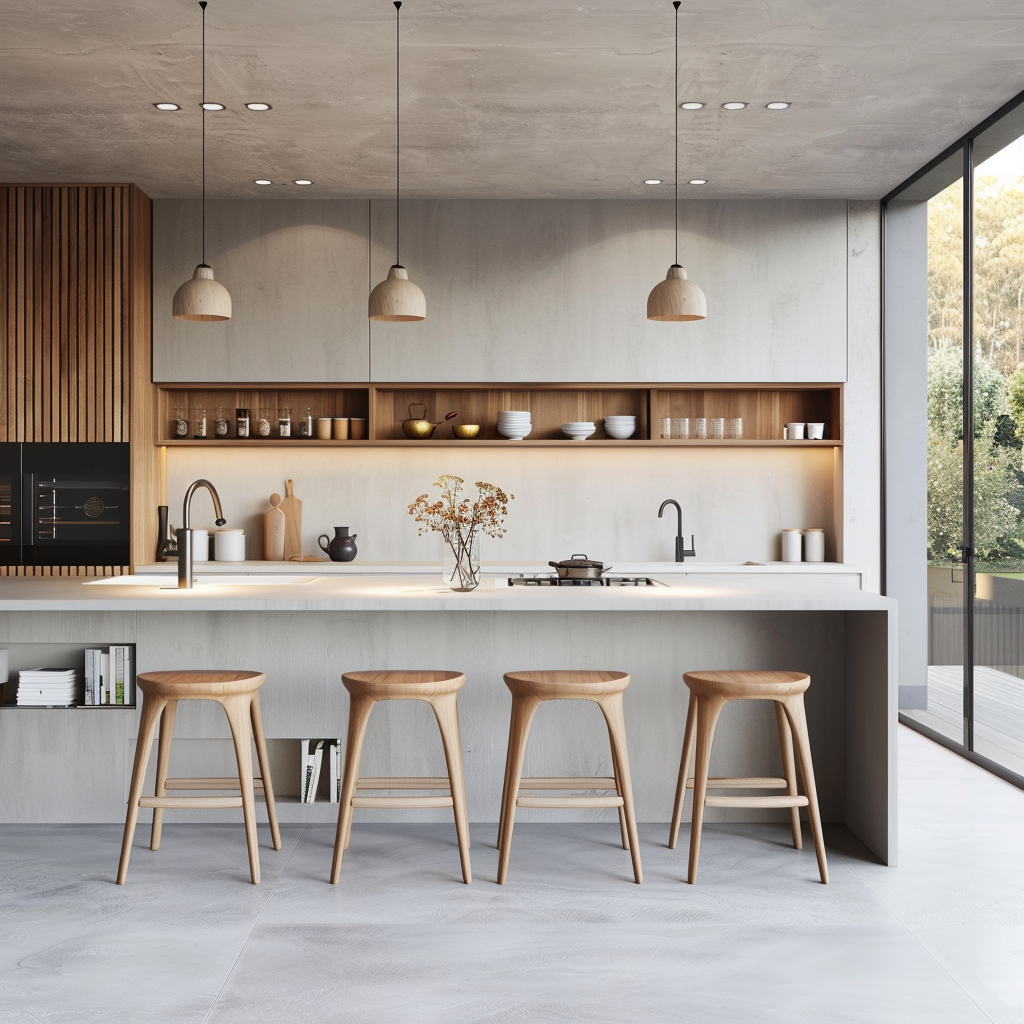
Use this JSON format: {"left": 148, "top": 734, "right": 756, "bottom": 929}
{"left": 151, "top": 196, "right": 851, "bottom": 384}
{"left": 152, "top": 199, "right": 370, "bottom": 382}
{"left": 368, "top": 198, "right": 849, "bottom": 383}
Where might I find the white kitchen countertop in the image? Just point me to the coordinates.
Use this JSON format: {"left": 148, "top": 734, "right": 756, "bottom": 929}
{"left": 0, "top": 573, "right": 891, "bottom": 613}
{"left": 132, "top": 559, "right": 864, "bottom": 578}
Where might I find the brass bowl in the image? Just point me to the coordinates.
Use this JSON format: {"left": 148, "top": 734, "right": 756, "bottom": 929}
{"left": 452, "top": 423, "right": 481, "bottom": 439}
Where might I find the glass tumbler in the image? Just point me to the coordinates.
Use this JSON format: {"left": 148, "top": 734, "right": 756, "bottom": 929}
{"left": 660, "top": 417, "right": 672, "bottom": 440}
{"left": 671, "top": 417, "right": 690, "bottom": 439}
{"left": 711, "top": 417, "right": 725, "bottom": 439}
{"left": 694, "top": 417, "right": 707, "bottom": 439}
{"left": 730, "top": 417, "right": 743, "bottom": 439}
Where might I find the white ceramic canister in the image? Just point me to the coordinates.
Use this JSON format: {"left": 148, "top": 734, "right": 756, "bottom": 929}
{"left": 214, "top": 529, "right": 246, "bottom": 562}
{"left": 781, "top": 528, "right": 802, "bottom": 563}
{"left": 190, "top": 529, "right": 209, "bottom": 562}
{"left": 803, "top": 528, "right": 825, "bottom": 562}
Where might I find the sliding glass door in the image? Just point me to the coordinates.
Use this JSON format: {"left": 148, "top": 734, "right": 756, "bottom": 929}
{"left": 893, "top": 98, "right": 1024, "bottom": 786}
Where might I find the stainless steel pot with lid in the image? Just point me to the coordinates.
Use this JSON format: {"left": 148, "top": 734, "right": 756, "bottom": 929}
{"left": 548, "top": 554, "right": 608, "bottom": 579}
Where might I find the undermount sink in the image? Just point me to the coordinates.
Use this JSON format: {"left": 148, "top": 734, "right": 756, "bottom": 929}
{"left": 84, "top": 575, "right": 317, "bottom": 587}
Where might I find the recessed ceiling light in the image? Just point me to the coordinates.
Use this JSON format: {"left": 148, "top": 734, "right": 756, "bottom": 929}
{"left": 245, "top": 102, "right": 272, "bottom": 111}
{"left": 688, "top": 179, "right": 708, "bottom": 185}
{"left": 154, "top": 102, "right": 180, "bottom": 111}
{"left": 644, "top": 178, "right": 663, "bottom": 185}
{"left": 293, "top": 179, "right": 313, "bottom": 186}
{"left": 254, "top": 179, "right": 272, "bottom": 185}
{"left": 721, "top": 102, "right": 747, "bottom": 110}
{"left": 765, "top": 101, "right": 791, "bottom": 110}
{"left": 680, "top": 101, "right": 704, "bottom": 110}
{"left": 200, "top": 102, "right": 225, "bottom": 111}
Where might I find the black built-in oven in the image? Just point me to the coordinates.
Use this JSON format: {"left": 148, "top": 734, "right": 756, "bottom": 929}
{"left": 0, "top": 443, "right": 129, "bottom": 567}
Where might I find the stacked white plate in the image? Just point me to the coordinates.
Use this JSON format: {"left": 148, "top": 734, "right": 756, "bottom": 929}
{"left": 604, "top": 415, "right": 637, "bottom": 439}
{"left": 497, "top": 410, "right": 532, "bottom": 440}
{"left": 562, "top": 421, "right": 596, "bottom": 440}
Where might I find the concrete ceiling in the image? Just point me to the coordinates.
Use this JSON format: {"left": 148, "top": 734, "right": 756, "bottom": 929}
{"left": 2, "top": 0, "right": 1024, "bottom": 200}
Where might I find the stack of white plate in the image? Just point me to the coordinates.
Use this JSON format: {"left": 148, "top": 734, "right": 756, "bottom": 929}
{"left": 497, "top": 410, "right": 532, "bottom": 440}
{"left": 604, "top": 415, "right": 637, "bottom": 439}
{"left": 562, "top": 421, "right": 596, "bottom": 440}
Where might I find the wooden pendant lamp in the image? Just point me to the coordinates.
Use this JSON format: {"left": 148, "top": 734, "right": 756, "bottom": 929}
{"left": 647, "top": 0, "right": 706, "bottom": 323}
{"left": 368, "top": 1, "right": 426, "bottom": 322}
{"left": 173, "top": 0, "right": 232, "bottom": 322}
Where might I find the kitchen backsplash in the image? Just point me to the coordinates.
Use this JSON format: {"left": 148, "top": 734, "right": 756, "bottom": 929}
{"left": 165, "top": 446, "right": 836, "bottom": 564}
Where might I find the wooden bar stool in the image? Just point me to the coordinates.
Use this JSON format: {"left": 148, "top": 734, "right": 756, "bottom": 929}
{"left": 498, "top": 670, "right": 642, "bottom": 885}
{"left": 117, "top": 670, "right": 281, "bottom": 886}
{"left": 668, "top": 670, "right": 828, "bottom": 884}
{"left": 330, "top": 670, "right": 471, "bottom": 885}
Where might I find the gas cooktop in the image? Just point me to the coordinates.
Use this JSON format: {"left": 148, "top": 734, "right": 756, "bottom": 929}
{"left": 507, "top": 574, "right": 659, "bottom": 587}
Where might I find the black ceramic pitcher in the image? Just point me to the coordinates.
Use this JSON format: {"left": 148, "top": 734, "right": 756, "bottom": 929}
{"left": 318, "top": 526, "right": 358, "bottom": 562}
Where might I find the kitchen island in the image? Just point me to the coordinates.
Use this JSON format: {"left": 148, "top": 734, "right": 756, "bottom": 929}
{"left": 0, "top": 572, "right": 896, "bottom": 863}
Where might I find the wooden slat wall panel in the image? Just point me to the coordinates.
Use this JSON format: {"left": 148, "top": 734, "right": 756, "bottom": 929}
{"left": 0, "top": 183, "right": 154, "bottom": 573}
{"left": 0, "top": 185, "right": 140, "bottom": 444}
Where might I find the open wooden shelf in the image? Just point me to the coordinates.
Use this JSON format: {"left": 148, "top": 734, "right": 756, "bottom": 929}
{"left": 154, "top": 382, "right": 843, "bottom": 448}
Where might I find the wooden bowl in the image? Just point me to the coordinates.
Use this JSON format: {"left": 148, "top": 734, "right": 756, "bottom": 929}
{"left": 452, "top": 424, "right": 481, "bottom": 439}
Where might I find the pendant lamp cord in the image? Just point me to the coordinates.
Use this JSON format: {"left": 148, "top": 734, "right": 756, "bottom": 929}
{"left": 673, "top": 0, "right": 680, "bottom": 267}
{"left": 395, "top": 0, "right": 402, "bottom": 265}
{"left": 200, "top": 0, "right": 207, "bottom": 266}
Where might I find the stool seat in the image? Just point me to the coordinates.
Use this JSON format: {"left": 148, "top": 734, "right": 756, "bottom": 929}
{"left": 117, "top": 669, "right": 280, "bottom": 886}
{"left": 669, "top": 669, "right": 827, "bottom": 885}
{"left": 137, "top": 670, "right": 266, "bottom": 698}
{"left": 331, "top": 670, "right": 471, "bottom": 885}
{"left": 498, "top": 669, "right": 642, "bottom": 885}
{"left": 342, "top": 670, "right": 465, "bottom": 700}
{"left": 503, "top": 670, "right": 630, "bottom": 699}
{"left": 683, "top": 670, "right": 810, "bottom": 700}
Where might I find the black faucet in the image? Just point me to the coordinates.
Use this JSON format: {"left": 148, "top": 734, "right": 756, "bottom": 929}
{"left": 658, "top": 499, "right": 696, "bottom": 562}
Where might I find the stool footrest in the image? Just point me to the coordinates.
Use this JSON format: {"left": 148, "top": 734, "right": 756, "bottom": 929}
{"left": 351, "top": 795, "right": 455, "bottom": 809}
{"left": 704, "top": 795, "right": 809, "bottom": 809}
{"left": 164, "top": 777, "right": 265, "bottom": 790}
{"left": 686, "top": 777, "right": 788, "bottom": 790}
{"left": 517, "top": 795, "right": 625, "bottom": 809}
{"left": 355, "top": 777, "right": 452, "bottom": 790}
{"left": 139, "top": 796, "right": 244, "bottom": 809}
{"left": 520, "top": 777, "right": 618, "bottom": 790}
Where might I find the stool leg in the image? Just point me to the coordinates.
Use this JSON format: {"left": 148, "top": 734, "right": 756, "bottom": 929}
{"left": 431, "top": 692, "right": 472, "bottom": 884}
{"left": 497, "top": 701, "right": 516, "bottom": 852}
{"left": 775, "top": 700, "right": 802, "bottom": 850}
{"left": 599, "top": 693, "right": 642, "bottom": 884}
{"left": 223, "top": 694, "right": 260, "bottom": 885}
{"left": 250, "top": 693, "right": 282, "bottom": 851}
{"left": 331, "top": 693, "right": 375, "bottom": 884}
{"left": 497, "top": 694, "right": 541, "bottom": 885}
{"left": 150, "top": 700, "right": 178, "bottom": 851}
{"left": 782, "top": 694, "right": 829, "bottom": 884}
{"left": 668, "top": 690, "right": 698, "bottom": 850}
{"left": 688, "top": 694, "right": 726, "bottom": 884}
{"left": 117, "top": 694, "right": 167, "bottom": 884}
{"left": 609, "top": 740, "right": 630, "bottom": 852}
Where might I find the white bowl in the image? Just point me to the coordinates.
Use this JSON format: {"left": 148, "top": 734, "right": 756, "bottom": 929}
{"left": 497, "top": 425, "right": 532, "bottom": 440}
{"left": 604, "top": 416, "right": 636, "bottom": 423}
{"left": 498, "top": 411, "right": 531, "bottom": 418}
{"left": 604, "top": 423, "right": 635, "bottom": 439}
{"left": 562, "top": 422, "right": 595, "bottom": 429}
{"left": 562, "top": 426, "right": 596, "bottom": 440}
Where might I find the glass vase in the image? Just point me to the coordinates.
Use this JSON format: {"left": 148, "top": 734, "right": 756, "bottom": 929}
{"left": 442, "top": 529, "right": 481, "bottom": 592}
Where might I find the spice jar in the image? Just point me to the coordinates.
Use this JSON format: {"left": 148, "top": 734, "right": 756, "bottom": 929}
{"left": 214, "top": 408, "right": 230, "bottom": 438}
{"left": 236, "top": 408, "right": 250, "bottom": 439}
{"left": 278, "top": 408, "right": 291, "bottom": 437}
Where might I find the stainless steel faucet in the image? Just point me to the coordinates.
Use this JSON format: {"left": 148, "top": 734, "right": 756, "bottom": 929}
{"left": 177, "top": 479, "right": 226, "bottom": 589}
{"left": 658, "top": 499, "right": 696, "bottom": 562}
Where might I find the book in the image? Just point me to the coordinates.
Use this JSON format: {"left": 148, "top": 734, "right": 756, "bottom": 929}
{"left": 329, "top": 738, "right": 341, "bottom": 803}
{"left": 110, "top": 645, "right": 131, "bottom": 705}
{"left": 300, "top": 739, "right": 325, "bottom": 803}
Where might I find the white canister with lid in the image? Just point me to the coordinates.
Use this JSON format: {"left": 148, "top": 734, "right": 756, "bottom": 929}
{"left": 781, "top": 528, "right": 802, "bottom": 563}
{"left": 214, "top": 529, "right": 246, "bottom": 562}
{"left": 190, "top": 529, "right": 209, "bottom": 562}
{"left": 803, "top": 528, "right": 825, "bottom": 562}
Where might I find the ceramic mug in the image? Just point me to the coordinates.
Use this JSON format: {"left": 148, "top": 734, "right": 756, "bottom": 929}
{"left": 806, "top": 422, "right": 825, "bottom": 440}
{"left": 785, "top": 421, "right": 806, "bottom": 439}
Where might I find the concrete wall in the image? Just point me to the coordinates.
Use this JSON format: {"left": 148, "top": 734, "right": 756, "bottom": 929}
{"left": 153, "top": 197, "right": 882, "bottom": 588}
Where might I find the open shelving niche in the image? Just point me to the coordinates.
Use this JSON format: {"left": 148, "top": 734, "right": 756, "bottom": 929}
{"left": 0, "top": 642, "right": 137, "bottom": 710}
{"left": 154, "top": 383, "right": 843, "bottom": 448}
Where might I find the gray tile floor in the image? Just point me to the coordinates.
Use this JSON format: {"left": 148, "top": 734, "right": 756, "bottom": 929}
{"left": 2, "top": 726, "right": 1024, "bottom": 1023}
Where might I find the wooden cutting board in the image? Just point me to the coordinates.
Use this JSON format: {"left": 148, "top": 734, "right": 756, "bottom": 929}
{"left": 280, "top": 479, "right": 302, "bottom": 559}
{"left": 263, "top": 493, "right": 286, "bottom": 561}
